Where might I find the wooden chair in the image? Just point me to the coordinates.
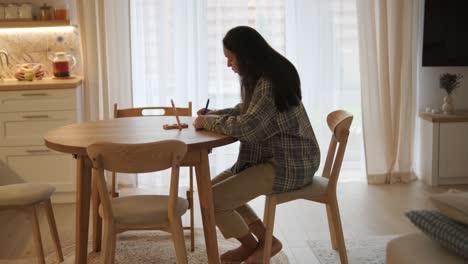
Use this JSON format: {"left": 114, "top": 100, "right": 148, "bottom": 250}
{"left": 113, "top": 102, "right": 192, "bottom": 118}
{"left": 87, "top": 140, "right": 189, "bottom": 264}
{"left": 112, "top": 102, "right": 196, "bottom": 251}
{"left": 0, "top": 183, "right": 64, "bottom": 264}
{"left": 262, "top": 110, "right": 353, "bottom": 264}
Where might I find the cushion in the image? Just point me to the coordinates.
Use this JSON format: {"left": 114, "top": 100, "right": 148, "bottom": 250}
{"left": 406, "top": 210, "right": 468, "bottom": 258}
{"left": 99, "top": 195, "right": 189, "bottom": 228}
{"left": 430, "top": 189, "right": 468, "bottom": 225}
{"left": 386, "top": 232, "right": 465, "bottom": 264}
{"left": 0, "top": 183, "right": 55, "bottom": 207}
{"left": 273, "top": 176, "right": 328, "bottom": 204}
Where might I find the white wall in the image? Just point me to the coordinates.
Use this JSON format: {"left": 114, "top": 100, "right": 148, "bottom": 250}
{"left": 418, "top": 68, "right": 468, "bottom": 111}
{"left": 417, "top": 0, "right": 468, "bottom": 112}
{"left": 414, "top": 0, "right": 468, "bottom": 180}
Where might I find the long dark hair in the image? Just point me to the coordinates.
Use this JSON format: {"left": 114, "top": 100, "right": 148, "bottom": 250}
{"left": 222, "top": 26, "right": 301, "bottom": 113}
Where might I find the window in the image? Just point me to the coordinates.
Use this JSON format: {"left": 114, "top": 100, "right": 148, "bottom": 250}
{"left": 129, "top": 0, "right": 364, "bottom": 187}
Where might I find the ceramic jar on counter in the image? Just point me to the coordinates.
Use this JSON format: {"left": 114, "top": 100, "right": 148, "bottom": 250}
{"left": 0, "top": 4, "right": 4, "bottom": 20}
{"left": 4, "top": 4, "right": 18, "bottom": 19}
{"left": 0, "top": 3, "right": 32, "bottom": 20}
{"left": 39, "top": 3, "right": 53, "bottom": 20}
{"left": 18, "top": 3, "right": 32, "bottom": 19}
{"left": 0, "top": 3, "right": 68, "bottom": 21}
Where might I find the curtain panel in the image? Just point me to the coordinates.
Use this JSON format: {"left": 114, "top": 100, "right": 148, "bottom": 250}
{"left": 76, "top": 0, "right": 135, "bottom": 186}
{"left": 356, "top": 0, "right": 419, "bottom": 184}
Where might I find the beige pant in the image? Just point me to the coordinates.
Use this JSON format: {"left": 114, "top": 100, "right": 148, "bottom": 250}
{"left": 211, "top": 161, "right": 276, "bottom": 239}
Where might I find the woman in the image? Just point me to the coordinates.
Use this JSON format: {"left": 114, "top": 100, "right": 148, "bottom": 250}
{"left": 193, "top": 26, "right": 320, "bottom": 263}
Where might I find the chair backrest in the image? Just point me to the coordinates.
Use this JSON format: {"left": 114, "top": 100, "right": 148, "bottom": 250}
{"left": 87, "top": 140, "right": 187, "bottom": 220}
{"left": 114, "top": 102, "right": 192, "bottom": 118}
{"left": 321, "top": 110, "right": 353, "bottom": 192}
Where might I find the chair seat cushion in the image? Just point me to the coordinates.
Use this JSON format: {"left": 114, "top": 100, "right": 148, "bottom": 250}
{"left": 275, "top": 176, "right": 328, "bottom": 203}
{"left": 0, "top": 183, "right": 55, "bottom": 207}
{"left": 386, "top": 232, "right": 465, "bottom": 264}
{"left": 100, "top": 195, "right": 189, "bottom": 227}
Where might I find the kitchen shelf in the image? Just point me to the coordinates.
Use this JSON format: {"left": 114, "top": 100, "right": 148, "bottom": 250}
{"left": 0, "top": 20, "right": 71, "bottom": 28}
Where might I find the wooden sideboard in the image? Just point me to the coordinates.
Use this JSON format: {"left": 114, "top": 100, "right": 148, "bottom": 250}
{"left": 419, "top": 111, "right": 468, "bottom": 186}
{"left": 0, "top": 78, "right": 83, "bottom": 202}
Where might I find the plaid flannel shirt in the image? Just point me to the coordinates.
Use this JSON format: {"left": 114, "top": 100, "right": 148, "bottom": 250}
{"left": 204, "top": 78, "right": 320, "bottom": 193}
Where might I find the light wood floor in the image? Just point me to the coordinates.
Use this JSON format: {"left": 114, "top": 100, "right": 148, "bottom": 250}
{"left": 1, "top": 180, "right": 466, "bottom": 263}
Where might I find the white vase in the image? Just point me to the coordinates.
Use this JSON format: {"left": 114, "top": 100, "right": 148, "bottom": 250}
{"left": 442, "top": 94, "right": 455, "bottom": 114}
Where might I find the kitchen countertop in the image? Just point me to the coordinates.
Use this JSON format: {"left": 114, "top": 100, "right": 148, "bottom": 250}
{"left": 419, "top": 111, "right": 468, "bottom": 123}
{"left": 0, "top": 77, "right": 82, "bottom": 91}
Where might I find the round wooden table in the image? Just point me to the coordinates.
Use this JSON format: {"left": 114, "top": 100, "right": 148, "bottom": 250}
{"left": 44, "top": 116, "right": 236, "bottom": 264}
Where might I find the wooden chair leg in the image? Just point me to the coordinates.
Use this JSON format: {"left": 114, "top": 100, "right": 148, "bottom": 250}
{"left": 326, "top": 204, "right": 338, "bottom": 249}
{"left": 171, "top": 217, "right": 188, "bottom": 264}
{"left": 44, "top": 199, "right": 64, "bottom": 262}
{"left": 189, "top": 166, "right": 195, "bottom": 252}
{"left": 109, "top": 232, "right": 117, "bottom": 264}
{"left": 101, "top": 221, "right": 116, "bottom": 264}
{"left": 93, "top": 174, "right": 103, "bottom": 252}
{"left": 262, "top": 195, "right": 277, "bottom": 264}
{"left": 111, "top": 172, "right": 118, "bottom": 198}
{"left": 30, "top": 205, "right": 45, "bottom": 264}
{"left": 329, "top": 199, "right": 348, "bottom": 264}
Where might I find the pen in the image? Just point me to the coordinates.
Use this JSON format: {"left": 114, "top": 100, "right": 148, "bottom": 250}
{"left": 203, "top": 99, "right": 210, "bottom": 115}
{"left": 170, "top": 99, "right": 182, "bottom": 130}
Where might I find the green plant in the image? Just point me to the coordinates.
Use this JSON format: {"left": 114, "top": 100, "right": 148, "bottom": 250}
{"left": 439, "top": 73, "right": 463, "bottom": 95}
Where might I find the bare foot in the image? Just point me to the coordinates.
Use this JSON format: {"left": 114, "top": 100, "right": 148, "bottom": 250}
{"left": 221, "top": 244, "right": 258, "bottom": 264}
{"left": 244, "top": 238, "right": 283, "bottom": 264}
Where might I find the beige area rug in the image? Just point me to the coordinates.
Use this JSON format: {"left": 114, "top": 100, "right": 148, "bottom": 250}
{"left": 2, "top": 229, "right": 289, "bottom": 264}
{"left": 307, "top": 235, "right": 398, "bottom": 264}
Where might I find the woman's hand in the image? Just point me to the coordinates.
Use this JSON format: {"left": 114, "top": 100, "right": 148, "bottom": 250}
{"left": 193, "top": 115, "right": 218, "bottom": 130}
{"left": 197, "top": 108, "right": 214, "bottom": 116}
{"left": 193, "top": 116, "right": 206, "bottom": 130}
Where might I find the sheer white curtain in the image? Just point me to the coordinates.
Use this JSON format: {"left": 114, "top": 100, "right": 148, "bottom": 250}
{"left": 356, "top": 0, "right": 419, "bottom": 184}
{"left": 130, "top": 0, "right": 363, "bottom": 188}
{"left": 77, "top": 0, "right": 132, "bottom": 121}
{"left": 77, "top": 0, "right": 135, "bottom": 185}
{"left": 286, "top": 0, "right": 363, "bottom": 180}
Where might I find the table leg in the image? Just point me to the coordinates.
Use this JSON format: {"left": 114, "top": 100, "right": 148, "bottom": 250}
{"left": 195, "top": 149, "right": 220, "bottom": 264}
{"left": 92, "top": 171, "right": 102, "bottom": 252}
{"left": 75, "top": 156, "right": 92, "bottom": 264}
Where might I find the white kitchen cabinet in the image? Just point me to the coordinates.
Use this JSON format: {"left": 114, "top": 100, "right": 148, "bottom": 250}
{"left": 0, "top": 146, "right": 75, "bottom": 192}
{"left": 438, "top": 123, "right": 468, "bottom": 179}
{"left": 0, "top": 110, "right": 76, "bottom": 146}
{"left": 419, "top": 112, "right": 468, "bottom": 185}
{"left": 0, "top": 81, "right": 83, "bottom": 203}
{"left": 0, "top": 89, "right": 77, "bottom": 112}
